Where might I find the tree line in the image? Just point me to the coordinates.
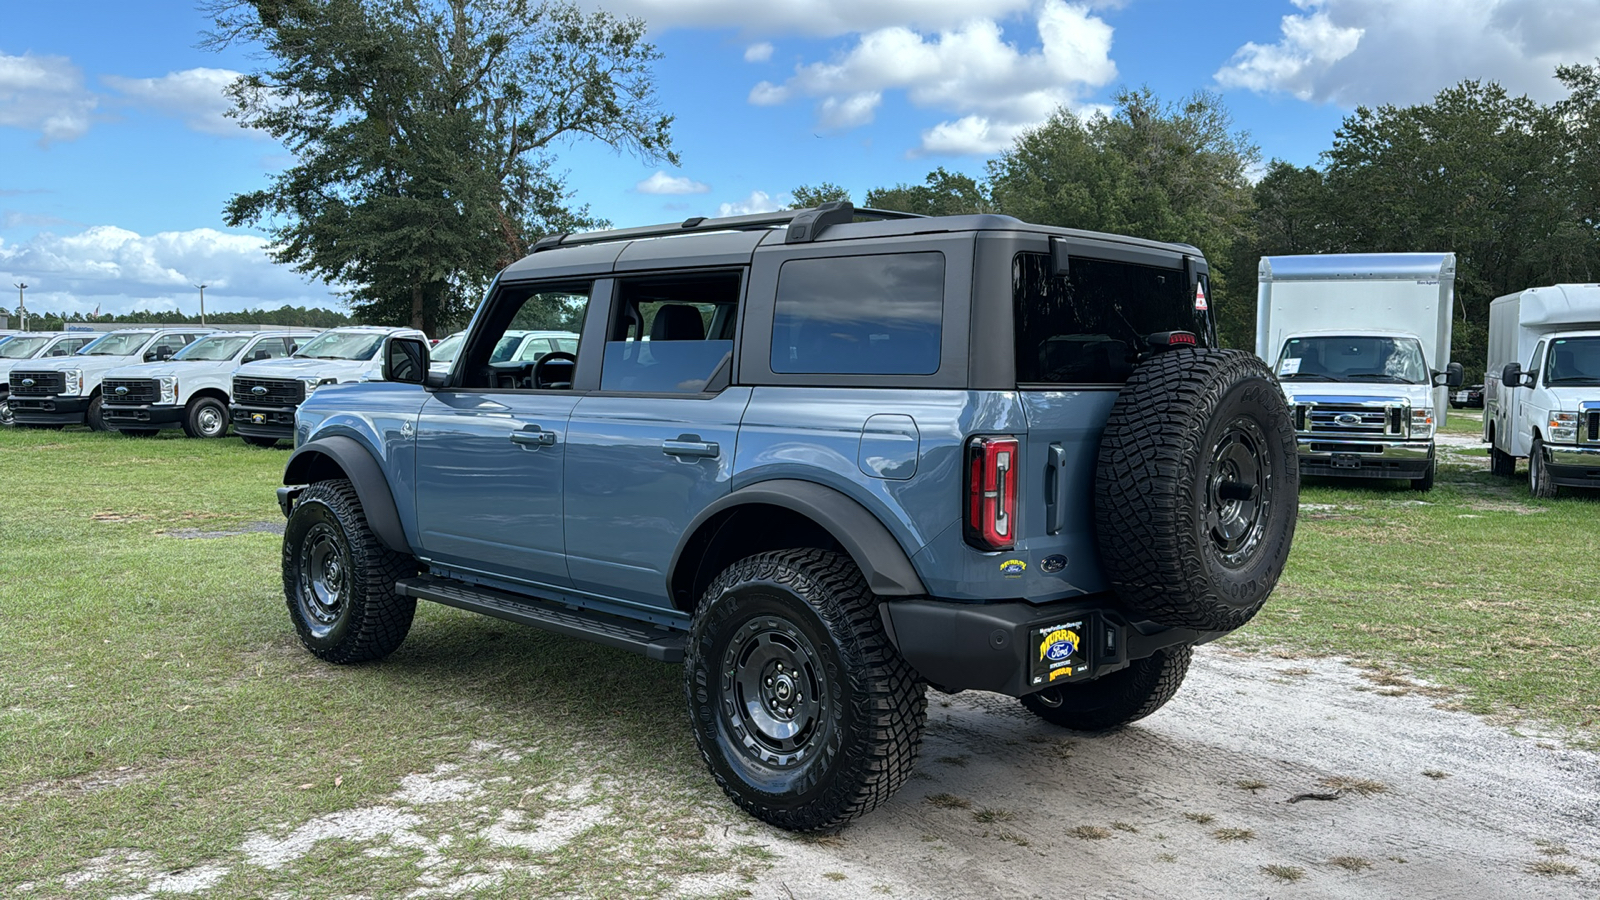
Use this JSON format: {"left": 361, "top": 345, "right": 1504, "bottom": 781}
{"left": 2, "top": 306, "right": 353, "bottom": 332}
{"left": 209, "top": 1, "right": 1600, "bottom": 379}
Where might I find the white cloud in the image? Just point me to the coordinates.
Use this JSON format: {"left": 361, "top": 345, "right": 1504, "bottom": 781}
{"left": 716, "top": 191, "right": 784, "bottom": 217}
{"left": 748, "top": 0, "right": 1116, "bottom": 155}
{"left": 0, "top": 53, "right": 98, "bottom": 144}
{"left": 0, "top": 225, "right": 342, "bottom": 317}
{"left": 1216, "top": 0, "right": 1600, "bottom": 107}
{"left": 635, "top": 171, "right": 712, "bottom": 194}
{"left": 103, "top": 68, "right": 255, "bottom": 137}
{"left": 744, "top": 42, "right": 775, "bottom": 62}
{"left": 582, "top": 0, "right": 1037, "bottom": 38}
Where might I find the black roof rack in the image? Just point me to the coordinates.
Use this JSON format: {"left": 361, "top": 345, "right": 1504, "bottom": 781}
{"left": 530, "top": 201, "right": 924, "bottom": 253}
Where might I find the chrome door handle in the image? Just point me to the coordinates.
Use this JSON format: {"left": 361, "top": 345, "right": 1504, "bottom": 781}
{"left": 510, "top": 428, "right": 557, "bottom": 447}
{"left": 663, "top": 439, "right": 719, "bottom": 459}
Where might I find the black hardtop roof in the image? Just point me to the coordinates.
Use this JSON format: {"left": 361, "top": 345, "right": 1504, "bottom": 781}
{"left": 499, "top": 202, "right": 1203, "bottom": 282}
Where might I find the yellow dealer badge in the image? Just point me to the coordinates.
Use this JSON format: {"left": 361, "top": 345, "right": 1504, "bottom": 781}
{"left": 1000, "top": 559, "right": 1027, "bottom": 577}
{"left": 1039, "top": 628, "right": 1080, "bottom": 663}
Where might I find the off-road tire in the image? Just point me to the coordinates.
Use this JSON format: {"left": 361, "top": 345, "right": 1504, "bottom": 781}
{"left": 1529, "top": 437, "right": 1558, "bottom": 499}
{"left": 85, "top": 394, "right": 107, "bottom": 432}
{"left": 183, "top": 397, "right": 229, "bottom": 439}
{"left": 1490, "top": 444, "right": 1516, "bottom": 479}
{"left": 282, "top": 479, "right": 417, "bottom": 663}
{"left": 241, "top": 435, "right": 280, "bottom": 448}
{"left": 686, "top": 549, "right": 927, "bottom": 832}
{"left": 1410, "top": 458, "right": 1436, "bottom": 492}
{"left": 1019, "top": 644, "right": 1193, "bottom": 732}
{"left": 1095, "top": 349, "right": 1299, "bottom": 632}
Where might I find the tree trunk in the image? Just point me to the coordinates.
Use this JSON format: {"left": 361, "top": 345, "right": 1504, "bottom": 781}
{"left": 410, "top": 282, "right": 425, "bottom": 333}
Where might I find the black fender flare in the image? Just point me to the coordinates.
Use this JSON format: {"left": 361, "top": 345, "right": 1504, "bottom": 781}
{"left": 670, "top": 479, "right": 927, "bottom": 597}
{"left": 282, "top": 435, "right": 409, "bottom": 555}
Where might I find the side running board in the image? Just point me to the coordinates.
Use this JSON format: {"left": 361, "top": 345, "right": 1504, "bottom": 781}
{"left": 396, "top": 575, "right": 686, "bottom": 663}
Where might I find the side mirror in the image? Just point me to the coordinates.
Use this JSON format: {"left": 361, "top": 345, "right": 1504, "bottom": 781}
{"left": 1435, "top": 362, "right": 1463, "bottom": 388}
{"left": 382, "top": 336, "right": 429, "bottom": 384}
{"left": 1500, "top": 363, "right": 1523, "bottom": 388}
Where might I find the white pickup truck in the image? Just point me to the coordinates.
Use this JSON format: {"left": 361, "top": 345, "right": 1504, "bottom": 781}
{"left": 1257, "top": 253, "right": 1463, "bottom": 491}
{"left": 0, "top": 332, "right": 99, "bottom": 426}
{"left": 1485, "top": 284, "right": 1600, "bottom": 497}
{"left": 100, "top": 331, "right": 316, "bottom": 438}
{"left": 7, "top": 328, "right": 214, "bottom": 430}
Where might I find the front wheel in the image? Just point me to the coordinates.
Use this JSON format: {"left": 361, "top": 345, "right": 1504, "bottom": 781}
{"left": 1530, "top": 437, "right": 1559, "bottom": 499}
{"left": 282, "top": 479, "right": 417, "bottom": 663}
{"left": 183, "top": 397, "right": 229, "bottom": 439}
{"left": 1410, "top": 458, "right": 1436, "bottom": 492}
{"left": 685, "top": 549, "right": 927, "bottom": 832}
{"left": 85, "top": 394, "right": 107, "bottom": 432}
{"left": 1020, "top": 645, "right": 1193, "bottom": 732}
{"left": 0, "top": 398, "right": 12, "bottom": 427}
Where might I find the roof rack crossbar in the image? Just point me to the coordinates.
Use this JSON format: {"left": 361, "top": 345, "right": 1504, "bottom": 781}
{"left": 529, "top": 203, "right": 925, "bottom": 253}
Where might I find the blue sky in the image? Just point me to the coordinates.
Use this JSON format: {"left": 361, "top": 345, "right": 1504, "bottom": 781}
{"left": 1, "top": 0, "right": 1594, "bottom": 317}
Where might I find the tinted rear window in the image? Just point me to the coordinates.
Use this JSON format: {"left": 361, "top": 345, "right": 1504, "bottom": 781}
{"left": 772, "top": 252, "right": 944, "bottom": 375}
{"left": 1013, "top": 252, "right": 1209, "bottom": 385}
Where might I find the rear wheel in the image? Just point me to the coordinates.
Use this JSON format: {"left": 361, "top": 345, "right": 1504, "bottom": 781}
{"left": 1490, "top": 444, "right": 1516, "bottom": 479}
{"left": 1529, "top": 437, "right": 1559, "bottom": 499}
{"left": 183, "top": 397, "right": 229, "bottom": 438}
{"left": 1095, "top": 349, "right": 1299, "bottom": 631}
{"left": 1020, "top": 645, "right": 1193, "bottom": 733}
{"left": 686, "top": 549, "right": 926, "bottom": 832}
{"left": 282, "top": 479, "right": 417, "bottom": 663}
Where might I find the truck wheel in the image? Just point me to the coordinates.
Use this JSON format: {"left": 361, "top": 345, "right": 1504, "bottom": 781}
{"left": 685, "top": 549, "right": 927, "bottom": 832}
{"left": 241, "top": 435, "right": 280, "bottom": 448}
{"left": 183, "top": 397, "right": 229, "bottom": 439}
{"left": 0, "top": 399, "right": 12, "bottom": 427}
{"left": 1095, "top": 349, "right": 1299, "bottom": 632}
{"left": 85, "top": 394, "right": 107, "bottom": 432}
{"left": 1020, "top": 645, "right": 1192, "bottom": 732}
{"left": 1529, "top": 437, "right": 1559, "bottom": 499}
{"left": 282, "top": 479, "right": 417, "bottom": 663}
{"left": 1490, "top": 445, "right": 1516, "bottom": 479}
{"left": 1410, "top": 459, "right": 1436, "bottom": 492}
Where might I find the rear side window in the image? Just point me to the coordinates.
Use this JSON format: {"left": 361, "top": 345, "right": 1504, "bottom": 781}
{"left": 771, "top": 252, "right": 944, "bottom": 375}
{"left": 1013, "top": 252, "right": 1209, "bottom": 385}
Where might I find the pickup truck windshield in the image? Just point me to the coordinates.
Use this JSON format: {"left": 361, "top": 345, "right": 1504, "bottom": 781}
{"left": 173, "top": 335, "right": 250, "bottom": 361}
{"left": 431, "top": 333, "right": 465, "bottom": 364}
{"left": 79, "top": 332, "right": 156, "bottom": 356}
{"left": 0, "top": 336, "right": 50, "bottom": 358}
{"left": 1276, "top": 336, "right": 1428, "bottom": 384}
{"left": 1545, "top": 336, "right": 1600, "bottom": 386}
{"left": 294, "top": 331, "right": 384, "bottom": 361}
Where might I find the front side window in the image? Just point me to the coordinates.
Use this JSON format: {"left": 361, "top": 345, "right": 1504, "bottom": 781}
{"left": 174, "top": 335, "right": 252, "bottom": 361}
{"left": 458, "top": 285, "right": 591, "bottom": 390}
{"left": 1277, "top": 336, "right": 1429, "bottom": 385}
{"left": 79, "top": 332, "right": 156, "bottom": 356}
{"left": 601, "top": 271, "right": 740, "bottom": 394}
{"left": 1013, "top": 252, "right": 1208, "bottom": 385}
{"left": 772, "top": 252, "right": 944, "bottom": 376}
{"left": 296, "top": 330, "right": 386, "bottom": 361}
{"left": 430, "top": 332, "right": 466, "bottom": 364}
{"left": 1545, "top": 337, "right": 1600, "bottom": 387}
{"left": 1528, "top": 341, "right": 1547, "bottom": 389}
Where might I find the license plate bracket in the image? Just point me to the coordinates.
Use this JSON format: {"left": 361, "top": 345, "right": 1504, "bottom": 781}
{"left": 1029, "top": 618, "right": 1091, "bottom": 687}
{"left": 1331, "top": 452, "right": 1362, "bottom": 469}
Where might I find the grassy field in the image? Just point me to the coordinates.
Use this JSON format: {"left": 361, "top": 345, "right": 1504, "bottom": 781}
{"left": 0, "top": 419, "right": 1594, "bottom": 896}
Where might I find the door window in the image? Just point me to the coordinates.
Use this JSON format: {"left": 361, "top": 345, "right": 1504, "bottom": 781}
{"left": 457, "top": 284, "right": 592, "bottom": 390}
{"left": 1528, "top": 341, "right": 1546, "bottom": 389}
{"left": 599, "top": 271, "right": 741, "bottom": 394}
{"left": 771, "top": 252, "right": 944, "bottom": 375}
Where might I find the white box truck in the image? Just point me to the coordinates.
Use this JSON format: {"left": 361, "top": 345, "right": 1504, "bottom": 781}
{"left": 1484, "top": 284, "right": 1600, "bottom": 497}
{"left": 1256, "top": 253, "right": 1463, "bottom": 491}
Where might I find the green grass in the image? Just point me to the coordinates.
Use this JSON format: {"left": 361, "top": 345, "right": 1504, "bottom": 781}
{"left": 0, "top": 420, "right": 1595, "bottom": 894}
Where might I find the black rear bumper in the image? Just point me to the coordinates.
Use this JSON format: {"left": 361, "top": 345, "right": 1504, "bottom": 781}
{"left": 881, "top": 597, "right": 1219, "bottom": 697}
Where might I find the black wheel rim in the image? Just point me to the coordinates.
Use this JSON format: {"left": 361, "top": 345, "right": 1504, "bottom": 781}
{"left": 719, "top": 613, "right": 828, "bottom": 768}
{"left": 298, "top": 522, "right": 349, "bottom": 638}
{"left": 1204, "top": 415, "right": 1272, "bottom": 567}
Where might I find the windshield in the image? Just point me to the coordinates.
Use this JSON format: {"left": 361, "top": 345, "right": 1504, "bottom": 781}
{"left": 1276, "top": 336, "right": 1429, "bottom": 384}
{"left": 1545, "top": 336, "right": 1600, "bottom": 386}
{"left": 431, "top": 332, "right": 465, "bottom": 364}
{"left": 173, "top": 335, "right": 251, "bottom": 361}
{"left": 294, "top": 330, "right": 384, "bottom": 361}
{"left": 79, "top": 332, "right": 156, "bottom": 357}
{"left": 0, "top": 336, "right": 51, "bottom": 358}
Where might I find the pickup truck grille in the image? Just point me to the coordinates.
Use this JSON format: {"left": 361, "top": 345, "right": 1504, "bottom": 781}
{"left": 233, "top": 376, "right": 304, "bottom": 407}
{"left": 9, "top": 371, "right": 64, "bottom": 396}
{"left": 1301, "top": 404, "right": 1402, "bottom": 437}
{"left": 103, "top": 379, "right": 157, "bottom": 404}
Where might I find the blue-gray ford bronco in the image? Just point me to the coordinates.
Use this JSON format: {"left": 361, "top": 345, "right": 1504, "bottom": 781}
{"left": 276, "top": 203, "right": 1299, "bottom": 831}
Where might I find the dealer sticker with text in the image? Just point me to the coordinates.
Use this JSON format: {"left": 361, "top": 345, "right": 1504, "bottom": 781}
{"left": 1030, "top": 620, "right": 1088, "bottom": 685}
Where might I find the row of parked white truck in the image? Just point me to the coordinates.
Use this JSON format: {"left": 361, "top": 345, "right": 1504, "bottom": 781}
{"left": 1257, "top": 252, "right": 1600, "bottom": 497}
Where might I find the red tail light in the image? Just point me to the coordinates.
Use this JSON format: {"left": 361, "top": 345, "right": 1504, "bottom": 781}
{"left": 964, "top": 436, "right": 1018, "bottom": 551}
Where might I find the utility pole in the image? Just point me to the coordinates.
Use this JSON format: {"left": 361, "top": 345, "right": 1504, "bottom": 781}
{"left": 13, "top": 282, "right": 27, "bottom": 332}
{"left": 193, "top": 283, "right": 207, "bottom": 327}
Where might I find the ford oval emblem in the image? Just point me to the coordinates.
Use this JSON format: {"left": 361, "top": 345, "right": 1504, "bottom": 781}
{"left": 1335, "top": 413, "right": 1363, "bottom": 427}
{"left": 21, "top": 378, "right": 34, "bottom": 387}
{"left": 251, "top": 385, "right": 268, "bottom": 395}
{"left": 114, "top": 386, "right": 129, "bottom": 395}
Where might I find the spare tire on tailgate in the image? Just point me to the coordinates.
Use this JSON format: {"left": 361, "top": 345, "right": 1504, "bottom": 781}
{"left": 1094, "top": 348, "right": 1298, "bottom": 631}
